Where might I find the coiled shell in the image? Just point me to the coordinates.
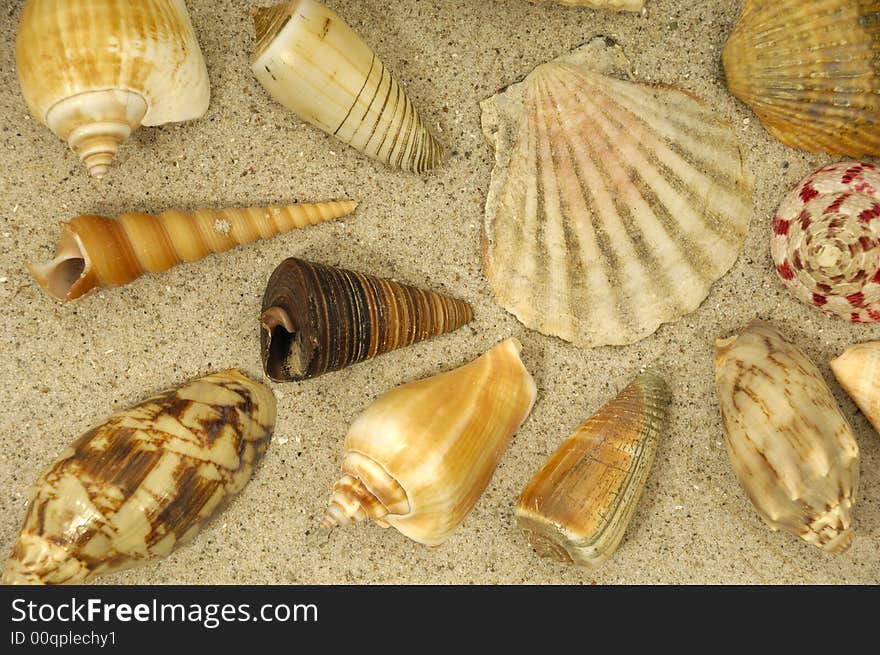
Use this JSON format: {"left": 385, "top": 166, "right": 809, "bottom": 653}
{"left": 27, "top": 200, "right": 357, "bottom": 302}
{"left": 251, "top": 0, "right": 442, "bottom": 173}
{"left": 831, "top": 341, "right": 880, "bottom": 436}
{"left": 260, "top": 258, "right": 473, "bottom": 381}
{"left": 715, "top": 320, "right": 859, "bottom": 553}
{"left": 16, "top": 0, "right": 210, "bottom": 179}
{"left": 516, "top": 369, "right": 669, "bottom": 568}
{"left": 771, "top": 162, "right": 880, "bottom": 322}
{"left": 2, "top": 370, "right": 276, "bottom": 585}
{"left": 321, "top": 338, "right": 537, "bottom": 545}
{"left": 722, "top": 0, "right": 880, "bottom": 157}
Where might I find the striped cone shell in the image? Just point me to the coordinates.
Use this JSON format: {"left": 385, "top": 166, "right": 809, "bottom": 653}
{"left": 480, "top": 40, "right": 753, "bottom": 347}
{"left": 260, "top": 258, "right": 473, "bottom": 381}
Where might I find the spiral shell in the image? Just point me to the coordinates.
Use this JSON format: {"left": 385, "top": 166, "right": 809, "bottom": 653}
{"left": 770, "top": 162, "right": 880, "bottom": 322}
{"left": 26, "top": 200, "right": 357, "bottom": 302}
{"left": 321, "top": 338, "right": 537, "bottom": 545}
{"left": 251, "top": 0, "right": 442, "bottom": 173}
{"left": 715, "top": 320, "right": 859, "bottom": 553}
{"left": 516, "top": 369, "right": 669, "bottom": 568}
{"left": 16, "top": 0, "right": 210, "bottom": 179}
{"left": 260, "top": 258, "right": 473, "bottom": 381}
{"left": 2, "top": 370, "right": 276, "bottom": 585}
{"left": 831, "top": 341, "right": 880, "bottom": 436}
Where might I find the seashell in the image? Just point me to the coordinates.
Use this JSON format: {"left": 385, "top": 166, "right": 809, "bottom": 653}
{"left": 714, "top": 319, "right": 859, "bottom": 553}
{"left": 2, "top": 369, "right": 276, "bottom": 585}
{"left": 251, "top": 0, "right": 442, "bottom": 173}
{"left": 480, "top": 38, "right": 753, "bottom": 347}
{"left": 27, "top": 200, "right": 357, "bottom": 302}
{"left": 260, "top": 258, "right": 473, "bottom": 381}
{"left": 722, "top": 0, "right": 880, "bottom": 157}
{"left": 532, "top": 0, "right": 645, "bottom": 10}
{"left": 771, "top": 162, "right": 880, "bottom": 322}
{"left": 516, "top": 369, "right": 669, "bottom": 568}
{"left": 830, "top": 341, "right": 880, "bottom": 436}
{"left": 16, "top": 0, "right": 210, "bottom": 179}
{"left": 320, "top": 338, "right": 536, "bottom": 545}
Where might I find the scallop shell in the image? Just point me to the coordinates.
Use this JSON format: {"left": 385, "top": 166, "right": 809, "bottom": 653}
{"left": 480, "top": 39, "right": 753, "bottom": 347}
{"left": 516, "top": 368, "right": 669, "bottom": 568}
{"left": 533, "top": 0, "right": 645, "bottom": 10}
{"left": 771, "top": 162, "right": 880, "bottom": 322}
{"left": 321, "top": 338, "right": 537, "bottom": 545}
{"left": 2, "top": 370, "right": 276, "bottom": 585}
{"left": 715, "top": 319, "right": 859, "bottom": 553}
{"left": 831, "top": 341, "right": 880, "bottom": 436}
{"left": 261, "top": 258, "right": 473, "bottom": 381}
{"left": 27, "top": 200, "right": 357, "bottom": 302}
{"left": 722, "top": 0, "right": 880, "bottom": 157}
{"left": 16, "top": 0, "right": 210, "bottom": 179}
{"left": 251, "top": 0, "right": 442, "bottom": 173}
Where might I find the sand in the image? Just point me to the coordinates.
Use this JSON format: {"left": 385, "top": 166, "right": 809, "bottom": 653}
{"left": 1, "top": 0, "right": 878, "bottom": 585}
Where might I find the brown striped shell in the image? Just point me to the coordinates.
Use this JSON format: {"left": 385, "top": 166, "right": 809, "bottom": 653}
{"left": 260, "top": 258, "right": 473, "bottom": 381}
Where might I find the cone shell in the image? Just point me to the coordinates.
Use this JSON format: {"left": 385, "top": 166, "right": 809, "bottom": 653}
{"left": 260, "top": 258, "right": 473, "bottom": 381}
{"left": 26, "top": 200, "right": 357, "bottom": 302}
{"left": 532, "top": 0, "right": 645, "bottom": 10}
{"left": 771, "top": 162, "right": 880, "bottom": 322}
{"left": 831, "top": 341, "right": 880, "bottom": 436}
{"left": 16, "top": 0, "right": 210, "bottom": 178}
{"left": 251, "top": 0, "right": 442, "bottom": 173}
{"left": 722, "top": 0, "right": 880, "bottom": 157}
{"left": 714, "top": 320, "right": 859, "bottom": 553}
{"left": 320, "top": 338, "right": 537, "bottom": 545}
{"left": 2, "top": 370, "right": 276, "bottom": 585}
{"left": 480, "top": 39, "right": 753, "bottom": 347}
{"left": 516, "top": 369, "right": 669, "bottom": 568}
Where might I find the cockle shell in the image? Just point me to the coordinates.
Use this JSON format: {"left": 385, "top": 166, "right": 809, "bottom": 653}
{"left": 480, "top": 38, "right": 753, "bottom": 347}
{"left": 261, "top": 258, "right": 473, "bottom": 381}
{"left": 831, "top": 341, "right": 880, "bottom": 436}
{"left": 715, "top": 320, "right": 859, "bottom": 553}
{"left": 532, "top": 0, "right": 645, "bottom": 10}
{"left": 16, "top": 0, "right": 210, "bottom": 179}
{"left": 27, "top": 200, "right": 357, "bottom": 302}
{"left": 2, "top": 370, "right": 276, "bottom": 585}
{"left": 722, "top": 0, "right": 880, "bottom": 157}
{"left": 321, "top": 338, "right": 536, "bottom": 545}
{"left": 251, "top": 0, "right": 442, "bottom": 173}
{"left": 516, "top": 369, "right": 669, "bottom": 568}
{"left": 771, "top": 162, "right": 880, "bottom": 322}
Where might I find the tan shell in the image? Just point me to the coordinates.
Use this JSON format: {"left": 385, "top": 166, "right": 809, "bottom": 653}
{"left": 831, "top": 341, "right": 880, "bottom": 436}
{"left": 321, "top": 338, "right": 537, "bottom": 545}
{"left": 2, "top": 370, "right": 276, "bottom": 585}
{"left": 16, "top": 0, "right": 210, "bottom": 178}
{"left": 532, "top": 0, "right": 645, "bottom": 10}
{"left": 715, "top": 320, "right": 859, "bottom": 553}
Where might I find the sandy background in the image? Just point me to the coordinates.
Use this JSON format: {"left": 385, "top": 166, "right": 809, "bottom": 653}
{"left": 1, "top": 0, "right": 878, "bottom": 585}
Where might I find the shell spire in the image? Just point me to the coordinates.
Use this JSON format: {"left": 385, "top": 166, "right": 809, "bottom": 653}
{"left": 830, "top": 341, "right": 880, "bottom": 435}
{"left": 26, "top": 200, "right": 357, "bottom": 302}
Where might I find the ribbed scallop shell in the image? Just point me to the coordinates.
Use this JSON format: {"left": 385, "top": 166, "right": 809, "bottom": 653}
{"left": 26, "top": 200, "right": 357, "bottom": 302}
{"left": 715, "top": 320, "right": 859, "bottom": 553}
{"left": 261, "top": 258, "right": 473, "bottom": 381}
{"left": 831, "top": 341, "right": 880, "bottom": 435}
{"left": 516, "top": 369, "right": 669, "bottom": 568}
{"left": 533, "top": 0, "right": 645, "bottom": 10}
{"left": 480, "top": 40, "right": 753, "bottom": 347}
{"left": 722, "top": 0, "right": 880, "bottom": 157}
{"left": 2, "top": 370, "right": 276, "bottom": 585}
{"left": 771, "top": 162, "right": 880, "bottom": 322}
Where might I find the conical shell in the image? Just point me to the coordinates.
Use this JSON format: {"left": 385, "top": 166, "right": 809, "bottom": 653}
{"left": 251, "top": 0, "right": 442, "bottom": 173}
{"left": 516, "top": 369, "right": 668, "bottom": 568}
{"left": 722, "top": 0, "right": 880, "bottom": 157}
{"left": 830, "top": 341, "right": 880, "bottom": 436}
{"left": 16, "top": 0, "right": 210, "bottom": 179}
{"left": 771, "top": 162, "right": 880, "bottom": 322}
{"left": 261, "top": 258, "right": 473, "bottom": 381}
{"left": 320, "top": 338, "right": 537, "bottom": 546}
{"left": 2, "top": 370, "right": 276, "bottom": 585}
{"left": 27, "top": 200, "right": 357, "bottom": 302}
{"left": 532, "top": 0, "right": 645, "bottom": 10}
{"left": 480, "top": 38, "right": 753, "bottom": 347}
{"left": 714, "top": 320, "right": 859, "bottom": 553}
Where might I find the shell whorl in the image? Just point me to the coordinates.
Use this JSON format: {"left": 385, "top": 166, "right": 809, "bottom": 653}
{"left": 320, "top": 453, "right": 410, "bottom": 530}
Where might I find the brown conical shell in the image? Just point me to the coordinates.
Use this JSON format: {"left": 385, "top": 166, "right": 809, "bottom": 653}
{"left": 26, "top": 200, "right": 357, "bottom": 302}
{"left": 260, "top": 258, "right": 473, "bottom": 381}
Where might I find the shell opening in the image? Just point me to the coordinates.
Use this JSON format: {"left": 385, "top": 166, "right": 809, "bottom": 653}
{"left": 260, "top": 306, "right": 306, "bottom": 380}
{"left": 25, "top": 228, "right": 92, "bottom": 302}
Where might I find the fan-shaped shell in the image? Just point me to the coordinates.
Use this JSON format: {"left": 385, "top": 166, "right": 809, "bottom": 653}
{"left": 770, "top": 162, "right": 880, "bottom": 322}
{"left": 480, "top": 40, "right": 753, "bottom": 347}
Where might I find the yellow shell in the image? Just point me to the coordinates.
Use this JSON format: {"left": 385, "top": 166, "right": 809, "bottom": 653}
{"left": 831, "top": 341, "right": 880, "bottom": 436}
